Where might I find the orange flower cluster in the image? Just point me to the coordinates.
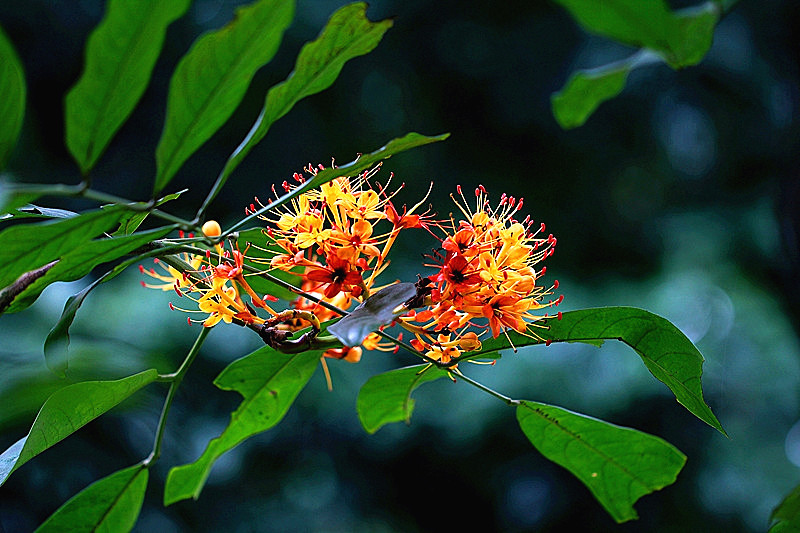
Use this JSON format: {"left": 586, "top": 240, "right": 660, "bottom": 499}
{"left": 401, "top": 185, "right": 561, "bottom": 363}
{"left": 255, "top": 164, "right": 431, "bottom": 362}
{"left": 139, "top": 224, "right": 276, "bottom": 328}
{"left": 140, "top": 166, "right": 562, "bottom": 371}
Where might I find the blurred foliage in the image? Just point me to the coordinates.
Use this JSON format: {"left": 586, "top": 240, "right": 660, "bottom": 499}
{"left": 0, "top": 0, "right": 799, "bottom": 531}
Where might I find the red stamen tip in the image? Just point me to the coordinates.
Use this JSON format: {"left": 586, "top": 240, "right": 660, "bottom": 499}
{"left": 545, "top": 339, "right": 552, "bottom": 346}
{"left": 138, "top": 264, "right": 145, "bottom": 273}
{"left": 169, "top": 302, "right": 175, "bottom": 310}
{"left": 557, "top": 311, "right": 563, "bottom": 320}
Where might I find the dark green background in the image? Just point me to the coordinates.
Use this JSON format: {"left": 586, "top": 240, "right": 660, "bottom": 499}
{"left": 1, "top": 1, "right": 799, "bottom": 531}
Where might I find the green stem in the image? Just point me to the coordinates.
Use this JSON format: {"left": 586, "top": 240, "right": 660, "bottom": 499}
{"left": 143, "top": 326, "right": 211, "bottom": 467}
{"left": 453, "top": 370, "right": 520, "bottom": 406}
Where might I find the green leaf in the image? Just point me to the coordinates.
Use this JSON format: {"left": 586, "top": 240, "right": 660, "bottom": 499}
{"left": 516, "top": 400, "right": 686, "bottom": 523}
{"left": 357, "top": 365, "right": 448, "bottom": 433}
{"left": 35, "top": 464, "right": 148, "bottom": 533}
{"left": 154, "top": 0, "right": 295, "bottom": 193}
{"left": 453, "top": 307, "right": 725, "bottom": 435}
{"left": 328, "top": 282, "right": 418, "bottom": 346}
{"left": 771, "top": 483, "right": 800, "bottom": 532}
{"left": 164, "top": 348, "right": 320, "bottom": 504}
{"left": 202, "top": 2, "right": 393, "bottom": 208}
{"left": 0, "top": 24, "right": 26, "bottom": 170}
{"left": 5, "top": 225, "right": 174, "bottom": 315}
{"left": 553, "top": 0, "right": 719, "bottom": 68}
{"left": 0, "top": 207, "right": 124, "bottom": 291}
{"left": 551, "top": 50, "right": 660, "bottom": 129}
{"left": 0, "top": 369, "right": 158, "bottom": 487}
{"left": 65, "top": 0, "right": 190, "bottom": 174}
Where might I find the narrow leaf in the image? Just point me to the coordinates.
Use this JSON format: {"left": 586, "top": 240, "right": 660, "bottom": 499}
{"left": 771, "top": 483, "right": 800, "bottom": 532}
{"left": 204, "top": 2, "right": 393, "bottom": 207}
{"left": 164, "top": 348, "right": 319, "bottom": 504}
{"left": 0, "top": 369, "right": 158, "bottom": 487}
{"left": 451, "top": 307, "right": 725, "bottom": 435}
{"left": 155, "top": 0, "right": 295, "bottom": 192}
{"left": 517, "top": 400, "right": 686, "bottom": 523}
{"left": 357, "top": 365, "right": 447, "bottom": 434}
{"left": 551, "top": 50, "right": 660, "bottom": 129}
{"left": 66, "top": 0, "right": 190, "bottom": 174}
{"left": 5, "top": 225, "right": 174, "bottom": 314}
{"left": 35, "top": 464, "right": 148, "bottom": 532}
{"left": 0, "top": 24, "right": 26, "bottom": 169}
{"left": 328, "top": 283, "right": 417, "bottom": 346}
{"left": 0, "top": 207, "right": 124, "bottom": 291}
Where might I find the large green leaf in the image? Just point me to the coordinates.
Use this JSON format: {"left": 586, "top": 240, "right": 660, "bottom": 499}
{"left": 154, "top": 0, "right": 295, "bottom": 193}
{"left": 65, "top": 0, "right": 190, "bottom": 174}
{"left": 357, "top": 365, "right": 448, "bottom": 434}
{"left": 164, "top": 348, "right": 320, "bottom": 504}
{"left": 0, "top": 207, "right": 124, "bottom": 291}
{"left": 771, "top": 483, "right": 800, "bottom": 532}
{"left": 553, "top": 0, "right": 719, "bottom": 68}
{"left": 201, "top": 2, "right": 393, "bottom": 210}
{"left": 0, "top": 24, "right": 26, "bottom": 170}
{"left": 5, "top": 225, "right": 174, "bottom": 315}
{"left": 436, "top": 307, "right": 724, "bottom": 435}
{"left": 35, "top": 464, "right": 148, "bottom": 532}
{"left": 226, "top": 132, "right": 449, "bottom": 235}
{"left": 516, "top": 400, "right": 686, "bottom": 523}
{"left": 0, "top": 369, "right": 158, "bottom": 487}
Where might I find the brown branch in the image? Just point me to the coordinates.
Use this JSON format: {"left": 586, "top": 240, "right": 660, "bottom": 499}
{"left": 0, "top": 260, "right": 59, "bottom": 314}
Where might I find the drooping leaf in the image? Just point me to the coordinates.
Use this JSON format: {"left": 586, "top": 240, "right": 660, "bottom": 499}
{"left": 771, "top": 483, "right": 800, "bottom": 532}
{"left": 5, "top": 225, "right": 174, "bottom": 315}
{"left": 228, "top": 132, "right": 449, "bottom": 234}
{"left": 35, "top": 464, "right": 148, "bottom": 532}
{"left": 357, "top": 365, "right": 448, "bottom": 434}
{"left": 2, "top": 204, "right": 79, "bottom": 220}
{"left": 0, "top": 369, "right": 158, "bottom": 487}
{"left": 0, "top": 207, "right": 124, "bottom": 291}
{"left": 441, "top": 307, "right": 724, "bottom": 435}
{"left": 154, "top": 0, "right": 295, "bottom": 193}
{"left": 202, "top": 2, "right": 393, "bottom": 209}
{"left": 517, "top": 400, "right": 686, "bottom": 523}
{"left": 551, "top": 50, "right": 660, "bottom": 129}
{"left": 65, "top": 0, "right": 190, "bottom": 174}
{"left": 553, "top": 0, "right": 719, "bottom": 68}
{"left": 164, "top": 348, "right": 320, "bottom": 504}
{"left": 328, "top": 282, "right": 417, "bottom": 346}
{"left": 0, "top": 24, "right": 26, "bottom": 170}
